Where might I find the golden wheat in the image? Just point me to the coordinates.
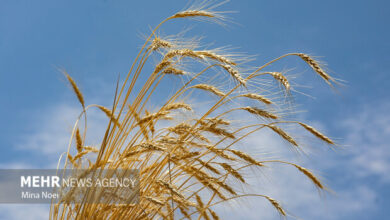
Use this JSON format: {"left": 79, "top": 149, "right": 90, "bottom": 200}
{"left": 53, "top": 2, "right": 337, "bottom": 219}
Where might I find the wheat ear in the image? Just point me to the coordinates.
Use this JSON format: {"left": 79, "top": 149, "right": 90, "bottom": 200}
{"left": 298, "top": 122, "right": 334, "bottom": 145}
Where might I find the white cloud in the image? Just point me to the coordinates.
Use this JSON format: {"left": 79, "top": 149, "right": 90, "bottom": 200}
{"left": 14, "top": 103, "right": 110, "bottom": 168}
{"left": 0, "top": 204, "right": 49, "bottom": 220}
{"left": 341, "top": 104, "right": 390, "bottom": 183}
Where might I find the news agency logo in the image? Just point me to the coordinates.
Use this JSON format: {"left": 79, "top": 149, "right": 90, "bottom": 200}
{"left": 0, "top": 169, "right": 140, "bottom": 204}
{"left": 20, "top": 175, "right": 137, "bottom": 188}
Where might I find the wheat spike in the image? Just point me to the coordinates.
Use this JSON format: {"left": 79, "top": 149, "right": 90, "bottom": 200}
{"left": 212, "top": 178, "right": 237, "bottom": 196}
{"left": 123, "top": 149, "right": 150, "bottom": 157}
{"left": 157, "top": 180, "right": 184, "bottom": 199}
{"left": 195, "top": 194, "right": 210, "bottom": 220}
{"left": 73, "top": 151, "right": 89, "bottom": 160}
{"left": 203, "top": 118, "right": 230, "bottom": 126}
{"left": 138, "top": 143, "right": 166, "bottom": 152}
{"left": 240, "top": 93, "right": 272, "bottom": 105}
{"left": 179, "top": 207, "right": 191, "bottom": 219}
{"left": 83, "top": 146, "right": 99, "bottom": 152}
{"left": 138, "top": 111, "right": 170, "bottom": 125}
{"left": 294, "top": 53, "right": 334, "bottom": 85}
{"left": 67, "top": 154, "right": 77, "bottom": 167}
{"left": 144, "top": 196, "right": 165, "bottom": 206}
{"left": 171, "top": 10, "right": 215, "bottom": 19}
{"left": 200, "top": 124, "right": 235, "bottom": 139}
{"left": 205, "top": 145, "right": 236, "bottom": 161}
{"left": 163, "top": 103, "right": 192, "bottom": 111}
{"left": 64, "top": 72, "right": 85, "bottom": 108}
{"left": 150, "top": 37, "right": 173, "bottom": 51}
{"left": 291, "top": 163, "right": 324, "bottom": 189}
{"left": 129, "top": 105, "right": 149, "bottom": 139}
{"left": 195, "top": 158, "right": 221, "bottom": 175}
{"left": 267, "top": 125, "right": 298, "bottom": 146}
{"left": 228, "top": 149, "right": 263, "bottom": 166}
{"left": 144, "top": 110, "right": 155, "bottom": 134}
{"left": 264, "top": 196, "right": 286, "bottom": 216}
{"left": 183, "top": 166, "right": 228, "bottom": 199}
{"left": 220, "top": 64, "right": 246, "bottom": 85}
{"left": 154, "top": 60, "right": 171, "bottom": 74}
{"left": 162, "top": 66, "right": 188, "bottom": 75}
{"left": 97, "top": 105, "right": 121, "bottom": 128}
{"left": 75, "top": 128, "right": 83, "bottom": 152}
{"left": 267, "top": 72, "right": 290, "bottom": 91}
{"left": 191, "top": 84, "right": 226, "bottom": 97}
{"left": 165, "top": 49, "right": 203, "bottom": 60}
{"left": 172, "top": 152, "right": 200, "bottom": 161}
{"left": 208, "top": 209, "right": 220, "bottom": 220}
{"left": 197, "top": 51, "right": 236, "bottom": 65}
{"left": 241, "top": 106, "right": 278, "bottom": 119}
{"left": 219, "top": 163, "right": 245, "bottom": 183}
{"left": 299, "top": 122, "right": 334, "bottom": 145}
{"left": 172, "top": 195, "right": 196, "bottom": 209}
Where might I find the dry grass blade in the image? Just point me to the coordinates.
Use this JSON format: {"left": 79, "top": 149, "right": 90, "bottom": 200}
{"left": 298, "top": 122, "right": 334, "bottom": 145}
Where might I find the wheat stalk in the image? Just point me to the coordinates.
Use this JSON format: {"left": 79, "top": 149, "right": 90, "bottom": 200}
{"left": 52, "top": 2, "right": 338, "bottom": 219}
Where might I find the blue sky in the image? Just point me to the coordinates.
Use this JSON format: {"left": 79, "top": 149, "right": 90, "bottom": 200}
{"left": 0, "top": 0, "right": 389, "bottom": 219}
